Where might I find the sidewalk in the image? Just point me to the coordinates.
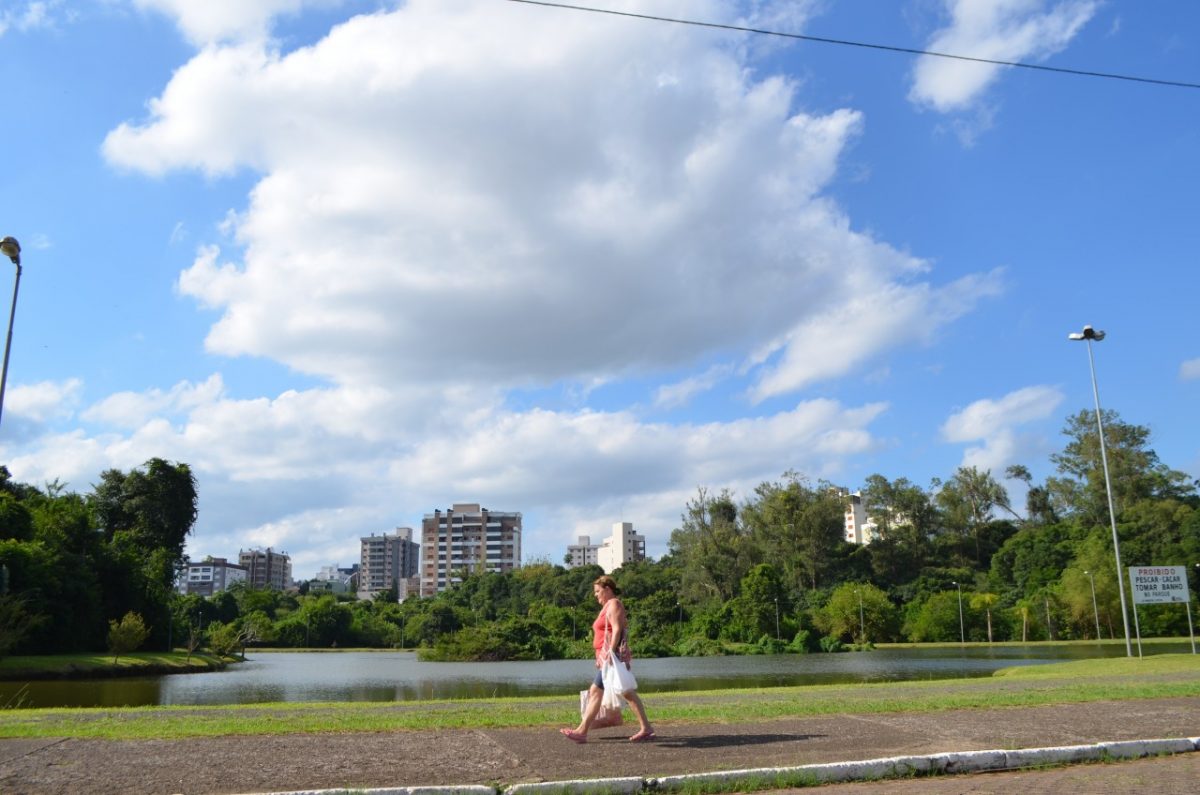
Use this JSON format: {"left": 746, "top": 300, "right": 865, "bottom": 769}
{"left": 1, "top": 697, "right": 1197, "bottom": 794}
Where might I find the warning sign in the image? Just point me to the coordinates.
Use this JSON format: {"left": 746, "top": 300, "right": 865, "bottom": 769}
{"left": 1128, "top": 566, "right": 1191, "bottom": 605}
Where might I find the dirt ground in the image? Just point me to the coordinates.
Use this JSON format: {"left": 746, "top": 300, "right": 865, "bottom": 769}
{"left": 2, "top": 697, "right": 1198, "bottom": 795}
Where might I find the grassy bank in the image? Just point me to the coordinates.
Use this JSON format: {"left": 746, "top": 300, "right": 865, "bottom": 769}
{"left": 0, "top": 654, "right": 1196, "bottom": 741}
{"left": 0, "top": 651, "right": 229, "bottom": 681}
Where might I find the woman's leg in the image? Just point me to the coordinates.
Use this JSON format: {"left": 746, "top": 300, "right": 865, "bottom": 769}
{"left": 573, "top": 684, "right": 604, "bottom": 735}
{"left": 623, "top": 690, "right": 653, "bottom": 736}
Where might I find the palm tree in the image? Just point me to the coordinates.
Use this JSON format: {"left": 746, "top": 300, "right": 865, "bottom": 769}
{"left": 970, "top": 592, "right": 999, "bottom": 643}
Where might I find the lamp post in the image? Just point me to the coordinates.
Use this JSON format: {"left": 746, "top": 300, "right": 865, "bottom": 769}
{"left": 1068, "top": 325, "right": 1133, "bottom": 657}
{"left": 1083, "top": 570, "right": 1102, "bottom": 642}
{"left": 951, "top": 581, "right": 964, "bottom": 645}
{"left": 773, "top": 597, "right": 779, "bottom": 639}
{"left": 0, "top": 236, "right": 22, "bottom": 429}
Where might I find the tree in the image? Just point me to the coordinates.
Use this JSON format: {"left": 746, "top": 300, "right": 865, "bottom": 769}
{"left": 668, "top": 488, "right": 750, "bottom": 604}
{"left": 902, "top": 591, "right": 962, "bottom": 643}
{"left": 968, "top": 591, "right": 999, "bottom": 643}
{"left": 861, "top": 475, "right": 937, "bottom": 589}
{"left": 814, "top": 583, "right": 896, "bottom": 644}
{"left": 1005, "top": 464, "right": 1057, "bottom": 525}
{"left": 108, "top": 611, "right": 150, "bottom": 662}
{"left": 206, "top": 621, "right": 243, "bottom": 657}
{"left": 1047, "top": 410, "right": 1194, "bottom": 525}
{"left": 935, "top": 467, "right": 1016, "bottom": 566}
{"left": 92, "top": 459, "right": 197, "bottom": 567}
{"left": 724, "top": 564, "right": 786, "bottom": 642}
{"left": 184, "top": 623, "right": 204, "bottom": 662}
{"left": 741, "top": 474, "right": 847, "bottom": 592}
{"left": 0, "top": 596, "right": 44, "bottom": 659}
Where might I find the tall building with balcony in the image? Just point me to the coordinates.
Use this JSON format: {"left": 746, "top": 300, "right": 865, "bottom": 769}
{"left": 420, "top": 503, "right": 521, "bottom": 596}
{"left": 359, "top": 528, "right": 420, "bottom": 600}
{"left": 238, "top": 547, "right": 292, "bottom": 590}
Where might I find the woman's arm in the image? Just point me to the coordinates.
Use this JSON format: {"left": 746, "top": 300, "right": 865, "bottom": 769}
{"left": 606, "top": 600, "right": 628, "bottom": 655}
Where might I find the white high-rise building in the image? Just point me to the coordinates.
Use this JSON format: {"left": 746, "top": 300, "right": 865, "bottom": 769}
{"left": 596, "top": 522, "right": 646, "bottom": 574}
{"left": 843, "top": 491, "right": 880, "bottom": 545}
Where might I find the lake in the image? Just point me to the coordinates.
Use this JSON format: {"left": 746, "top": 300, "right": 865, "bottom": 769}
{"left": 3, "top": 641, "right": 1192, "bottom": 709}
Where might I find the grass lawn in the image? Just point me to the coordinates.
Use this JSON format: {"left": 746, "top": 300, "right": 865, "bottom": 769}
{"left": 0, "top": 653, "right": 1196, "bottom": 741}
{"left": 0, "top": 651, "right": 229, "bottom": 680}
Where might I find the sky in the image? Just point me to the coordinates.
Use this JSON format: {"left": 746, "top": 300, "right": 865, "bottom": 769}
{"left": 1, "top": 0, "right": 1197, "bottom": 580}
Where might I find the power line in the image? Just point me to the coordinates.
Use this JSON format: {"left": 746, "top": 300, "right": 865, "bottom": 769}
{"left": 505, "top": 0, "right": 1200, "bottom": 91}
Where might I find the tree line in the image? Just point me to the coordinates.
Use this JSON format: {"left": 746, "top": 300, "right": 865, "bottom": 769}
{"left": 1, "top": 409, "right": 1197, "bottom": 661}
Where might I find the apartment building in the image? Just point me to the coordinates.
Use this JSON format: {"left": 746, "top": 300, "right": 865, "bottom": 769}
{"left": 597, "top": 522, "right": 646, "bottom": 573}
{"left": 566, "top": 535, "right": 600, "bottom": 568}
{"left": 178, "top": 557, "right": 247, "bottom": 596}
{"left": 310, "top": 563, "right": 359, "bottom": 595}
{"left": 238, "top": 547, "right": 293, "bottom": 590}
{"left": 566, "top": 522, "right": 647, "bottom": 573}
{"left": 843, "top": 490, "right": 880, "bottom": 545}
{"left": 420, "top": 503, "right": 521, "bottom": 596}
{"left": 359, "top": 528, "right": 420, "bottom": 600}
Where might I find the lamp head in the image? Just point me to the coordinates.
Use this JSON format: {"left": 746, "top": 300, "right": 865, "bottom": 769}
{"left": 1069, "top": 325, "right": 1105, "bottom": 341}
{"left": 0, "top": 237, "right": 19, "bottom": 266}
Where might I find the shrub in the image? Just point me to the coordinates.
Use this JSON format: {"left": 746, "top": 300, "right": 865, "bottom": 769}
{"left": 757, "top": 635, "right": 788, "bottom": 654}
{"left": 818, "top": 635, "right": 845, "bottom": 653}
{"left": 674, "top": 636, "right": 725, "bottom": 656}
{"left": 108, "top": 611, "right": 150, "bottom": 662}
{"left": 788, "top": 629, "right": 815, "bottom": 654}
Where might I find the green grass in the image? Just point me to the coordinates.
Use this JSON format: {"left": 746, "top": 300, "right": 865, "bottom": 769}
{"left": 0, "top": 654, "right": 1197, "bottom": 741}
{"left": 0, "top": 651, "right": 229, "bottom": 679}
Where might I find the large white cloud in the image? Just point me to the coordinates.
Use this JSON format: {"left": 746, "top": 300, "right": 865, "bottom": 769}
{"left": 748, "top": 269, "right": 1006, "bottom": 401}
{"left": 104, "top": 0, "right": 998, "bottom": 396}
{"left": 940, "top": 385, "right": 1065, "bottom": 474}
{"left": 910, "top": 0, "right": 1098, "bottom": 112}
{"left": 9, "top": 0, "right": 1014, "bottom": 574}
{"left": 132, "top": 0, "right": 348, "bottom": 45}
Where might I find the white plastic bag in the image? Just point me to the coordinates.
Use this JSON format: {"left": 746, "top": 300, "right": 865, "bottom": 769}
{"left": 602, "top": 650, "right": 638, "bottom": 696}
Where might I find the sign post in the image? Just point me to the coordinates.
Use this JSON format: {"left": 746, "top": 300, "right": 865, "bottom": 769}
{"left": 1128, "top": 566, "right": 1195, "bottom": 655}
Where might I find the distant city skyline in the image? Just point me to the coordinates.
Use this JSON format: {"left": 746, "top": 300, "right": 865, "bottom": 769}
{"left": 1, "top": 1, "right": 1196, "bottom": 578}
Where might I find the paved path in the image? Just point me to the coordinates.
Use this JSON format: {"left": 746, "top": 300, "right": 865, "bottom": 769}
{"left": 1, "top": 697, "right": 1197, "bottom": 794}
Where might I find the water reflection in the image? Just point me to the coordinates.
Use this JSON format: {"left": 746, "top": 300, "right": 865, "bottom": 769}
{"left": 2, "top": 642, "right": 1191, "bottom": 709}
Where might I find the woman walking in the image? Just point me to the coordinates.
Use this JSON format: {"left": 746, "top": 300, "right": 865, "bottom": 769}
{"left": 560, "top": 575, "right": 655, "bottom": 743}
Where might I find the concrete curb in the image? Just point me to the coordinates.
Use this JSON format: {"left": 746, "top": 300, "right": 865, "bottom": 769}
{"left": 237, "top": 737, "right": 1200, "bottom": 795}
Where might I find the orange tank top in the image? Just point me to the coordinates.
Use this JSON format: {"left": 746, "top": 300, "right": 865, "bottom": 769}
{"left": 592, "top": 608, "right": 608, "bottom": 651}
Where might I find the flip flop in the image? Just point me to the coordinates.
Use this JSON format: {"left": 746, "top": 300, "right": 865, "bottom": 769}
{"left": 559, "top": 728, "right": 587, "bottom": 744}
{"left": 629, "top": 730, "right": 656, "bottom": 743}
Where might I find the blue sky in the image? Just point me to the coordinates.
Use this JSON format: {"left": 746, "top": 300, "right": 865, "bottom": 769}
{"left": 1, "top": 0, "right": 1197, "bottom": 579}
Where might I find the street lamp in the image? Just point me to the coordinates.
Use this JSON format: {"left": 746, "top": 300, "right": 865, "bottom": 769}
{"left": 1083, "top": 570, "right": 1101, "bottom": 642}
{"left": 0, "top": 236, "right": 22, "bottom": 429}
{"left": 951, "top": 581, "right": 964, "bottom": 645}
{"left": 773, "top": 597, "right": 779, "bottom": 639}
{"left": 1068, "top": 325, "right": 1133, "bottom": 657}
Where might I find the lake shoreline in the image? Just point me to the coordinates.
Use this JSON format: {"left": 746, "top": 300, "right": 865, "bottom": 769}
{"left": 0, "top": 652, "right": 230, "bottom": 683}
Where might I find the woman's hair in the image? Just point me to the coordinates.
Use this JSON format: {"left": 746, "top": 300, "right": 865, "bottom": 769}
{"left": 593, "top": 575, "right": 621, "bottom": 595}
